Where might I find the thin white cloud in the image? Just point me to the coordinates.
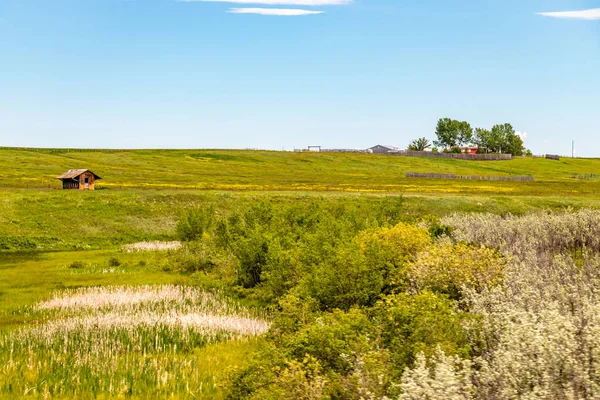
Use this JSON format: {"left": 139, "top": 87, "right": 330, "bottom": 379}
{"left": 538, "top": 8, "right": 600, "bottom": 20}
{"left": 228, "top": 7, "right": 323, "bottom": 15}
{"left": 180, "top": 0, "right": 350, "bottom": 5}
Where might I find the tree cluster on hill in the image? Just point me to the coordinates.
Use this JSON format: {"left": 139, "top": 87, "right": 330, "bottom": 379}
{"left": 408, "top": 118, "right": 527, "bottom": 155}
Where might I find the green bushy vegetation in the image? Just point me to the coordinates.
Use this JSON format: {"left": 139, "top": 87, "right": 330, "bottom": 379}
{"left": 3, "top": 189, "right": 600, "bottom": 252}
{"left": 161, "top": 199, "right": 486, "bottom": 398}
{"left": 2, "top": 148, "right": 600, "bottom": 398}
{"left": 165, "top": 203, "right": 600, "bottom": 399}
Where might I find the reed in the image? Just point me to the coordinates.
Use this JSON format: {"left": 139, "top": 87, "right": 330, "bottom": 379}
{"left": 0, "top": 285, "right": 270, "bottom": 398}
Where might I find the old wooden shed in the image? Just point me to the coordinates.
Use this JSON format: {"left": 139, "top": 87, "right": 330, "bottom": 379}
{"left": 57, "top": 169, "right": 102, "bottom": 190}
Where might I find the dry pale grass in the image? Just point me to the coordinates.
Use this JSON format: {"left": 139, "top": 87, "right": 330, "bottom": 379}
{"left": 0, "top": 285, "right": 270, "bottom": 397}
{"left": 121, "top": 241, "right": 182, "bottom": 252}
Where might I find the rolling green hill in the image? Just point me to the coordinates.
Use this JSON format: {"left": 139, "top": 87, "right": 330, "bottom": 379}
{"left": 2, "top": 147, "right": 600, "bottom": 251}
{"left": 2, "top": 147, "right": 600, "bottom": 195}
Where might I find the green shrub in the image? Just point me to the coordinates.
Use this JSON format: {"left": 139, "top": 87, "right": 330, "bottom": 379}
{"left": 171, "top": 240, "right": 235, "bottom": 274}
{"left": 176, "top": 206, "right": 215, "bottom": 242}
{"left": 108, "top": 257, "right": 121, "bottom": 267}
{"left": 68, "top": 261, "right": 85, "bottom": 269}
{"left": 375, "top": 291, "right": 471, "bottom": 374}
{"left": 258, "top": 241, "right": 302, "bottom": 302}
{"left": 422, "top": 215, "right": 453, "bottom": 238}
{"left": 409, "top": 243, "right": 505, "bottom": 299}
{"left": 353, "top": 222, "right": 431, "bottom": 294}
{"left": 305, "top": 244, "right": 384, "bottom": 310}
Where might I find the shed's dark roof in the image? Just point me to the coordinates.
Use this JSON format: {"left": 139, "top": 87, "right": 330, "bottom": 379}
{"left": 57, "top": 169, "right": 102, "bottom": 180}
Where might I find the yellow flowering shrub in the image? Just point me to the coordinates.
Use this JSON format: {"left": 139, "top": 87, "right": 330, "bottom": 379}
{"left": 355, "top": 222, "right": 432, "bottom": 266}
{"left": 354, "top": 223, "right": 432, "bottom": 291}
{"left": 409, "top": 243, "right": 505, "bottom": 298}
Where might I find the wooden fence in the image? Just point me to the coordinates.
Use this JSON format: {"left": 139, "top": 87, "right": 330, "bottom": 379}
{"left": 319, "top": 149, "right": 369, "bottom": 153}
{"left": 544, "top": 154, "right": 561, "bottom": 161}
{"left": 406, "top": 172, "right": 534, "bottom": 182}
{"left": 391, "top": 151, "right": 513, "bottom": 161}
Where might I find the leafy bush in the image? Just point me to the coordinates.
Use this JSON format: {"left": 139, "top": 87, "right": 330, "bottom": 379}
{"left": 355, "top": 222, "right": 431, "bottom": 293}
{"left": 285, "top": 308, "right": 374, "bottom": 373}
{"left": 375, "top": 292, "right": 471, "bottom": 373}
{"left": 108, "top": 257, "right": 121, "bottom": 267}
{"left": 409, "top": 242, "right": 505, "bottom": 299}
{"left": 258, "top": 241, "right": 303, "bottom": 302}
{"left": 229, "top": 308, "right": 393, "bottom": 399}
{"left": 68, "top": 261, "right": 85, "bottom": 269}
{"left": 356, "top": 222, "right": 431, "bottom": 264}
{"left": 171, "top": 240, "right": 235, "bottom": 274}
{"left": 305, "top": 244, "right": 385, "bottom": 310}
{"left": 421, "top": 216, "right": 452, "bottom": 238}
{"left": 176, "top": 206, "right": 215, "bottom": 242}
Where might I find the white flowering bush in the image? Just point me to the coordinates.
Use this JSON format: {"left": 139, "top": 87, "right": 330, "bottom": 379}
{"left": 400, "top": 210, "right": 600, "bottom": 399}
{"left": 441, "top": 209, "right": 600, "bottom": 257}
{"left": 400, "top": 349, "right": 473, "bottom": 400}
{"left": 468, "top": 253, "right": 600, "bottom": 399}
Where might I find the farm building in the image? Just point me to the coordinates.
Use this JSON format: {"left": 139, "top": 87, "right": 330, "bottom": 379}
{"left": 460, "top": 147, "right": 487, "bottom": 155}
{"left": 369, "top": 145, "right": 401, "bottom": 154}
{"left": 57, "top": 169, "right": 101, "bottom": 190}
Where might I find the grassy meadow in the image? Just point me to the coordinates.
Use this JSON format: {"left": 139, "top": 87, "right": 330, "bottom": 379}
{"left": 2, "top": 147, "right": 600, "bottom": 195}
{"left": 1, "top": 147, "right": 600, "bottom": 398}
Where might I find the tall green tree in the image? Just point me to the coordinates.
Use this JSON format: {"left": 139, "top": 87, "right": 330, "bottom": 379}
{"left": 457, "top": 121, "right": 474, "bottom": 146}
{"left": 475, "top": 123, "right": 524, "bottom": 155}
{"left": 407, "top": 137, "right": 432, "bottom": 151}
{"left": 504, "top": 129, "right": 525, "bottom": 156}
{"left": 434, "top": 118, "right": 473, "bottom": 149}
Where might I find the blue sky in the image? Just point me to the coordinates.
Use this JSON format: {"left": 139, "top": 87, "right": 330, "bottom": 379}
{"left": 1, "top": 0, "right": 599, "bottom": 156}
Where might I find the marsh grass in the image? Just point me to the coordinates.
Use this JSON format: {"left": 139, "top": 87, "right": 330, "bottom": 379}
{"left": 0, "top": 285, "right": 269, "bottom": 398}
{"left": 122, "top": 241, "right": 182, "bottom": 252}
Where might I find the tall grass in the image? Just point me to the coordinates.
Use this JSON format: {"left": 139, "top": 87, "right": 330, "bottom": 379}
{"left": 0, "top": 285, "right": 269, "bottom": 398}
{"left": 122, "top": 241, "right": 182, "bottom": 252}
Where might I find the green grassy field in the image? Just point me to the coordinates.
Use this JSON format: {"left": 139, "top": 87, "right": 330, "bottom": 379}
{"left": 1, "top": 147, "right": 599, "bottom": 252}
{"left": 1, "top": 147, "right": 600, "bottom": 398}
{"left": 2, "top": 147, "right": 600, "bottom": 195}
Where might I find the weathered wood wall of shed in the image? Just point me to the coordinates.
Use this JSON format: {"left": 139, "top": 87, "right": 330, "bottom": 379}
{"left": 62, "top": 180, "right": 79, "bottom": 189}
{"left": 78, "top": 172, "right": 96, "bottom": 191}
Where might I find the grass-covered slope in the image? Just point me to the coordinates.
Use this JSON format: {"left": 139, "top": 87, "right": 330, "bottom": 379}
{"left": 2, "top": 147, "right": 600, "bottom": 251}
{"left": 1, "top": 147, "right": 600, "bottom": 194}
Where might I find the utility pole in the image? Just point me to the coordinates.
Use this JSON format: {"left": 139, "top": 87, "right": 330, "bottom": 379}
{"left": 572, "top": 140, "right": 575, "bottom": 158}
